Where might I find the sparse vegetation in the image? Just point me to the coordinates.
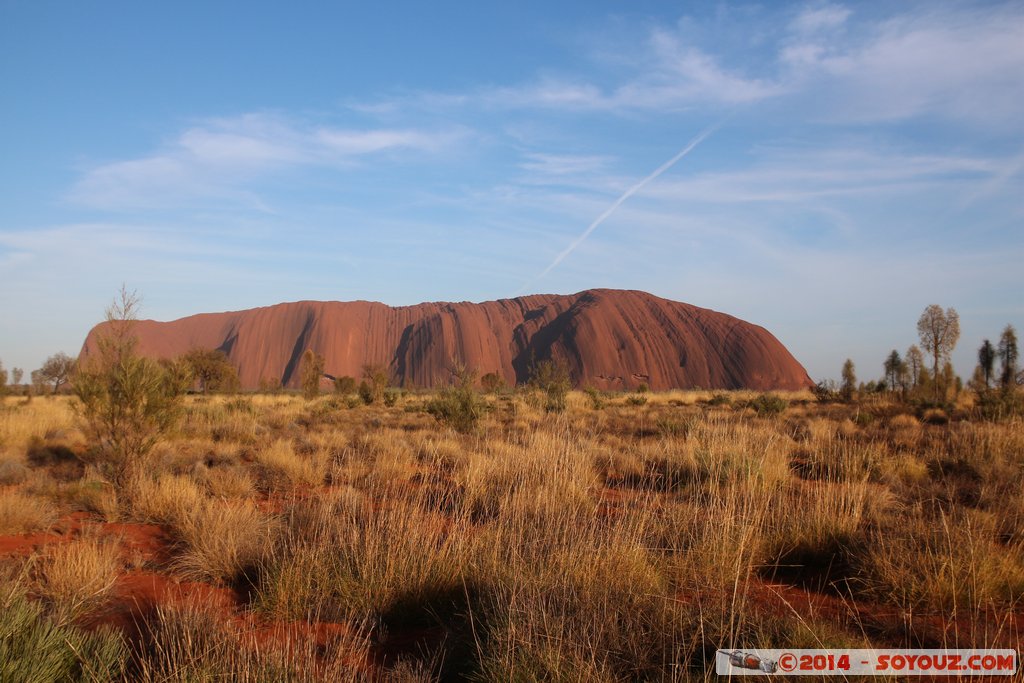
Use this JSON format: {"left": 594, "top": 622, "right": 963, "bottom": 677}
{"left": 426, "top": 365, "right": 484, "bottom": 433}
{"left": 39, "top": 352, "right": 77, "bottom": 395}
{"left": 300, "top": 349, "right": 326, "bottom": 400}
{"left": 2, "top": 370, "right": 1022, "bottom": 679}
{"left": 181, "top": 347, "right": 239, "bottom": 393}
{"left": 73, "top": 288, "right": 189, "bottom": 484}
{"left": 527, "top": 358, "right": 571, "bottom": 413}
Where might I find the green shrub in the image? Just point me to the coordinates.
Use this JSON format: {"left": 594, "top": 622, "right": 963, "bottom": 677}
{"left": 0, "top": 588, "right": 126, "bottom": 682}
{"left": 583, "top": 386, "right": 605, "bottom": 410}
{"left": 359, "top": 364, "right": 390, "bottom": 405}
{"left": 625, "top": 395, "right": 648, "bottom": 406}
{"left": 528, "top": 359, "right": 570, "bottom": 413}
{"left": 74, "top": 289, "right": 188, "bottom": 484}
{"left": 481, "top": 372, "right": 505, "bottom": 394}
{"left": 427, "top": 367, "right": 484, "bottom": 433}
{"left": 333, "top": 375, "right": 357, "bottom": 395}
{"left": 749, "top": 393, "right": 788, "bottom": 417}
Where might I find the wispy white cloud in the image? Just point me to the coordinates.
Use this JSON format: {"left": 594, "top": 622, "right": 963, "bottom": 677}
{"left": 790, "top": 4, "right": 851, "bottom": 35}
{"left": 349, "top": 3, "right": 1024, "bottom": 128}
{"left": 68, "top": 113, "right": 468, "bottom": 210}
{"left": 518, "top": 152, "right": 612, "bottom": 177}
{"left": 641, "top": 147, "right": 1005, "bottom": 205}
{"left": 781, "top": 4, "right": 1024, "bottom": 124}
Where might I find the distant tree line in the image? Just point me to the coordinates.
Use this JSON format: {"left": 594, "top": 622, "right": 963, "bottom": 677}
{"left": 820, "top": 304, "right": 1019, "bottom": 417}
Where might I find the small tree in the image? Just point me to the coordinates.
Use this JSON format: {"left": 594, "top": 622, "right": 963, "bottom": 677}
{"left": 258, "top": 376, "right": 283, "bottom": 394}
{"left": 39, "top": 352, "right": 76, "bottom": 394}
{"left": 360, "top": 364, "right": 389, "bottom": 405}
{"left": 480, "top": 372, "right": 505, "bottom": 394}
{"left": 182, "top": 348, "right": 239, "bottom": 394}
{"left": 74, "top": 287, "right": 188, "bottom": 484}
{"left": 840, "top": 359, "right": 856, "bottom": 402}
{"left": 300, "top": 349, "right": 325, "bottom": 400}
{"left": 905, "top": 345, "right": 924, "bottom": 392}
{"left": 917, "top": 305, "right": 960, "bottom": 402}
{"left": 978, "top": 339, "right": 996, "bottom": 392}
{"left": 883, "top": 350, "right": 903, "bottom": 395}
{"left": 998, "top": 325, "right": 1019, "bottom": 390}
{"left": 427, "top": 364, "right": 484, "bottom": 433}
{"left": 0, "top": 359, "right": 6, "bottom": 396}
{"left": 12, "top": 367, "right": 23, "bottom": 388}
{"left": 528, "top": 358, "right": 571, "bottom": 413}
{"left": 333, "top": 375, "right": 357, "bottom": 395}
{"left": 30, "top": 369, "right": 47, "bottom": 396}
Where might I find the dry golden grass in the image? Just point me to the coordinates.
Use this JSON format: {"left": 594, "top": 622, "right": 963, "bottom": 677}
{"left": 0, "top": 490, "right": 58, "bottom": 535}
{"left": 1, "top": 387, "right": 1022, "bottom": 679}
{"left": 253, "top": 438, "right": 327, "bottom": 489}
{"left": 128, "top": 473, "right": 206, "bottom": 526}
{"left": 173, "top": 499, "right": 278, "bottom": 584}
{"left": 0, "top": 396, "right": 78, "bottom": 452}
{"left": 133, "top": 598, "right": 370, "bottom": 682}
{"left": 36, "top": 531, "right": 121, "bottom": 622}
{"left": 196, "top": 464, "right": 257, "bottom": 499}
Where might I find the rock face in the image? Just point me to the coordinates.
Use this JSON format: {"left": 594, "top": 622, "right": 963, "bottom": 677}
{"left": 80, "top": 289, "right": 812, "bottom": 391}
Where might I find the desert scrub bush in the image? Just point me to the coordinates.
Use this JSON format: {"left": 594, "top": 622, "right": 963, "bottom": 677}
{"left": 706, "top": 392, "right": 732, "bottom": 406}
{"left": 624, "top": 394, "right": 647, "bottom": 406}
{"left": 0, "top": 586, "right": 126, "bottom": 682}
{"left": 0, "top": 452, "right": 29, "bottom": 485}
{"left": 655, "top": 414, "right": 695, "bottom": 438}
{"left": 132, "top": 600, "right": 369, "bottom": 683}
{"left": 426, "top": 366, "right": 484, "bottom": 434}
{"left": 173, "top": 499, "right": 279, "bottom": 584}
{"left": 253, "top": 438, "right": 327, "bottom": 489}
{"left": 358, "top": 363, "right": 390, "bottom": 405}
{"left": 528, "top": 358, "right": 571, "bottom": 413}
{"left": 36, "top": 533, "right": 121, "bottom": 623}
{"left": 583, "top": 385, "right": 605, "bottom": 409}
{"left": 0, "top": 491, "right": 57, "bottom": 535}
{"left": 749, "top": 393, "right": 788, "bottom": 416}
{"left": 59, "top": 473, "right": 119, "bottom": 521}
{"left": 74, "top": 288, "right": 189, "bottom": 484}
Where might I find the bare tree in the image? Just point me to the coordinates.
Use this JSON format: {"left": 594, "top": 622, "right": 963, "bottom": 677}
{"left": 998, "top": 325, "right": 1019, "bottom": 390}
{"left": 39, "top": 352, "right": 76, "bottom": 394}
{"left": 917, "top": 305, "right": 960, "bottom": 401}
{"left": 12, "top": 367, "right": 23, "bottom": 387}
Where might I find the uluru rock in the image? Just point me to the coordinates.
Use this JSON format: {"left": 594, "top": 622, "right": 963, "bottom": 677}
{"left": 80, "top": 289, "right": 812, "bottom": 391}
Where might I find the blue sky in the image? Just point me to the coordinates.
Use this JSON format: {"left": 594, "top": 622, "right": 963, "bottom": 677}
{"left": 1, "top": 0, "right": 1022, "bottom": 382}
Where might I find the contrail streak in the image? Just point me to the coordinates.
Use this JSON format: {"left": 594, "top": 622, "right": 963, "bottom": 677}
{"left": 517, "top": 123, "right": 719, "bottom": 294}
